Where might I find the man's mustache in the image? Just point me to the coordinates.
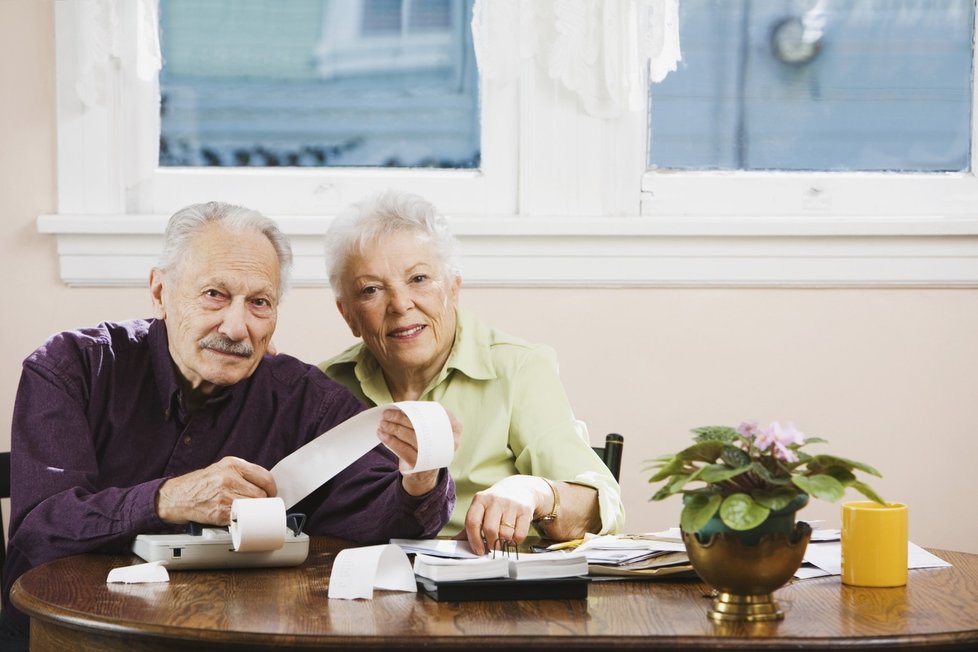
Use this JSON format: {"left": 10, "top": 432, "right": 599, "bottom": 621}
{"left": 199, "top": 335, "right": 253, "bottom": 358}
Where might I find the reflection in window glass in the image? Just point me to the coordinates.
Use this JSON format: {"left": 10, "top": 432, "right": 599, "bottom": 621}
{"left": 159, "top": 0, "right": 479, "bottom": 168}
{"left": 649, "top": 0, "right": 974, "bottom": 172}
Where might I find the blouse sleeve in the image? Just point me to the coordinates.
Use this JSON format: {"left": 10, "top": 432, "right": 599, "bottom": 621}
{"left": 505, "top": 346, "right": 626, "bottom": 534}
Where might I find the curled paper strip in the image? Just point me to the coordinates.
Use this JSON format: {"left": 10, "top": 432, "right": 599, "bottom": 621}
{"left": 327, "top": 544, "right": 417, "bottom": 600}
{"left": 271, "top": 401, "right": 455, "bottom": 509}
{"left": 106, "top": 560, "right": 169, "bottom": 584}
{"left": 230, "top": 497, "right": 287, "bottom": 552}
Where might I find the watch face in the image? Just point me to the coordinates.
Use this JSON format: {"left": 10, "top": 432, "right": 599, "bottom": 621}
{"left": 770, "top": 16, "right": 822, "bottom": 66}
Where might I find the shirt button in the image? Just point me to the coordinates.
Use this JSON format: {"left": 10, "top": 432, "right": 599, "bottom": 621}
{"left": 183, "top": 436, "right": 192, "bottom": 445}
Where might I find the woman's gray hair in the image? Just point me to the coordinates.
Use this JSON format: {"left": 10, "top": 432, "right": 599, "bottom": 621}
{"left": 157, "top": 201, "right": 293, "bottom": 297}
{"left": 325, "top": 190, "right": 461, "bottom": 299}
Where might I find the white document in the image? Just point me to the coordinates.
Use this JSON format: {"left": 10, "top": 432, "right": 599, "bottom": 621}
{"left": 801, "top": 541, "right": 953, "bottom": 577}
{"left": 390, "top": 538, "right": 480, "bottom": 559}
{"left": 272, "top": 401, "right": 455, "bottom": 509}
{"left": 328, "top": 544, "right": 418, "bottom": 600}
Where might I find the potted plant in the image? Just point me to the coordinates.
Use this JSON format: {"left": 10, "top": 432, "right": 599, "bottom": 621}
{"left": 646, "top": 420, "right": 885, "bottom": 623}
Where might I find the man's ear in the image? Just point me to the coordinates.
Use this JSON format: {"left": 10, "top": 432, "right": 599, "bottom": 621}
{"left": 149, "top": 268, "right": 167, "bottom": 319}
{"left": 335, "top": 299, "right": 361, "bottom": 338}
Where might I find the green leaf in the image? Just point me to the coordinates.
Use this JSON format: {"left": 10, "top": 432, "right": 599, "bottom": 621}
{"left": 698, "top": 463, "right": 750, "bottom": 483}
{"left": 719, "top": 493, "right": 770, "bottom": 531}
{"left": 750, "top": 461, "right": 792, "bottom": 485}
{"left": 753, "top": 488, "right": 799, "bottom": 511}
{"left": 802, "top": 436, "right": 829, "bottom": 445}
{"left": 807, "top": 454, "right": 882, "bottom": 478}
{"left": 647, "top": 456, "right": 685, "bottom": 482}
{"left": 650, "top": 473, "right": 692, "bottom": 501}
{"left": 720, "top": 445, "right": 751, "bottom": 468}
{"left": 677, "top": 441, "right": 725, "bottom": 464}
{"left": 822, "top": 466, "right": 856, "bottom": 485}
{"left": 792, "top": 474, "right": 845, "bottom": 502}
{"left": 849, "top": 480, "right": 887, "bottom": 505}
{"left": 680, "top": 493, "right": 722, "bottom": 532}
{"left": 691, "top": 426, "right": 739, "bottom": 444}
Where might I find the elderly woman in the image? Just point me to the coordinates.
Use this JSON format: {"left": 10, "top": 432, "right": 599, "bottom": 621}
{"left": 320, "top": 190, "right": 624, "bottom": 553}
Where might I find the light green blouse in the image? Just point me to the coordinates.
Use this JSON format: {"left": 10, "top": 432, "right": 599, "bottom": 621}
{"left": 320, "top": 308, "right": 625, "bottom": 536}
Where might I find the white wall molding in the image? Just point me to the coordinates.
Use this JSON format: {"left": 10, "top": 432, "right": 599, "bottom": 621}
{"left": 38, "top": 214, "right": 978, "bottom": 288}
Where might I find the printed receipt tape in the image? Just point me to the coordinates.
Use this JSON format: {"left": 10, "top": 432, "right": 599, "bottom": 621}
{"left": 230, "top": 497, "right": 288, "bottom": 552}
{"left": 224, "top": 401, "right": 454, "bottom": 554}
{"left": 271, "top": 401, "right": 455, "bottom": 510}
{"left": 328, "top": 544, "right": 417, "bottom": 600}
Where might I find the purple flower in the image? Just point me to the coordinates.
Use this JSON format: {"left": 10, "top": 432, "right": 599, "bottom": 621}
{"left": 736, "top": 420, "right": 760, "bottom": 438}
{"left": 756, "top": 421, "right": 806, "bottom": 463}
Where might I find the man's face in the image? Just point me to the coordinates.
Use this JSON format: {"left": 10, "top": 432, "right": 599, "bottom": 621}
{"left": 150, "top": 223, "right": 281, "bottom": 398}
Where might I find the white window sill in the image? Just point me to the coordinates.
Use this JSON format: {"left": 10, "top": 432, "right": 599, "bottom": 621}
{"left": 37, "top": 214, "right": 978, "bottom": 288}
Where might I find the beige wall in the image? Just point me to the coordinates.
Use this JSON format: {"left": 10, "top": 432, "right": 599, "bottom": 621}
{"left": 3, "top": 0, "right": 977, "bottom": 554}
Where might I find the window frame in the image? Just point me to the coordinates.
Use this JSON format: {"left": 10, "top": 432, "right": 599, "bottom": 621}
{"left": 40, "top": 0, "right": 978, "bottom": 288}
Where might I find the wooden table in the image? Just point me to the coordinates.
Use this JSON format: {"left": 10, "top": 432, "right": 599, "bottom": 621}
{"left": 11, "top": 538, "right": 978, "bottom": 651}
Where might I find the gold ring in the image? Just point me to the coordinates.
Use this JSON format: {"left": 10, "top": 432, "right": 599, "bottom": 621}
{"left": 500, "top": 521, "right": 515, "bottom": 529}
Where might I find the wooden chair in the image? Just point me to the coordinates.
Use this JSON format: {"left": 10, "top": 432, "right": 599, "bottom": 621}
{"left": 592, "top": 433, "right": 623, "bottom": 482}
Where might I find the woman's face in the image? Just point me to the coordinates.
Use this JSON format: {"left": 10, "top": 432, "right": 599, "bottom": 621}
{"left": 336, "top": 231, "right": 460, "bottom": 388}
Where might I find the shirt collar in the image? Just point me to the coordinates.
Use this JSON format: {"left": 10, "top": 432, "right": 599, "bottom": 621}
{"left": 326, "top": 307, "right": 498, "bottom": 402}
{"left": 441, "top": 307, "right": 496, "bottom": 383}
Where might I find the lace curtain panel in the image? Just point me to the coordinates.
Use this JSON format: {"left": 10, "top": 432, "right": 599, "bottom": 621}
{"left": 472, "top": 0, "right": 681, "bottom": 118}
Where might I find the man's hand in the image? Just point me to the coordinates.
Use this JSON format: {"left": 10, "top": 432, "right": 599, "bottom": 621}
{"left": 156, "top": 456, "right": 277, "bottom": 525}
{"left": 377, "top": 407, "right": 461, "bottom": 496}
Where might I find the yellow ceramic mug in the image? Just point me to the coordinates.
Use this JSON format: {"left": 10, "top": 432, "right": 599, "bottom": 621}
{"left": 841, "top": 501, "right": 908, "bottom": 587}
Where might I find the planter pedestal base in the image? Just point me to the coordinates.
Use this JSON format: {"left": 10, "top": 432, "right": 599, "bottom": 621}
{"left": 708, "top": 590, "right": 785, "bottom": 622}
{"left": 682, "top": 522, "right": 812, "bottom": 623}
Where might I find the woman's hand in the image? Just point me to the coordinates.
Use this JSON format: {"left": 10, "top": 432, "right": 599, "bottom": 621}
{"left": 461, "top": 475, "right": 553, "bottom": 555}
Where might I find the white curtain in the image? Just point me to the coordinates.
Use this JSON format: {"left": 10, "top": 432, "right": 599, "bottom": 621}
{"left": 471, "top": 0, "right": 681, "bottom": 119}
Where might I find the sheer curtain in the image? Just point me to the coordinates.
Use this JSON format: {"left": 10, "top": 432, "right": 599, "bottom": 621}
{"left": 471, "top": 0, "right": 681, "bottom": 118}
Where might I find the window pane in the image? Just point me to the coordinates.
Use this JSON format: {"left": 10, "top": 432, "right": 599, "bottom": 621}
{"left": 159, "top": 0, "right": 480, "bottom": 169}
{"left": 362, "top": 0, "right": 403, "bottom": 35}
{"left": 649, "top": 0, "right": 974, "bottom": 172}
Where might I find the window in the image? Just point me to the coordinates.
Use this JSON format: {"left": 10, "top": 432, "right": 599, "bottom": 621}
{"left": 41, "top": 0, "right": 978, "bottom": 288}
{"left": 650, "top": 0, "right": 973, "bottom": 173}
{"left": 159, "top": 0, "right": 479, "bottom": 169}
{"left": 641, "top": 0, "right": 978, "bottom": 219}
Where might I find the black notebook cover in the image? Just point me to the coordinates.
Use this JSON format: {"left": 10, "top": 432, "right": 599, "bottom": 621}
{"left": 417, "top": 575, "right": 589, "bottom": 602}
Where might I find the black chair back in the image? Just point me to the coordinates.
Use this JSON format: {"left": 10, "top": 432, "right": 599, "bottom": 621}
{"left": 592, "top": 433, "right": 623, "bottom": 482}
{"left": 1, "top": 451, "right": 10, "bottom": 576}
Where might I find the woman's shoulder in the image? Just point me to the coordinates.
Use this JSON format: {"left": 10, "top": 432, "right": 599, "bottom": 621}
{"left": 458, "top": 310, "right": 560, "bottom": 375}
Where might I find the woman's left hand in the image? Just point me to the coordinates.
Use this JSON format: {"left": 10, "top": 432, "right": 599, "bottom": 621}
{"left": 461, "top": 475, "right": 552, "bottom": 555}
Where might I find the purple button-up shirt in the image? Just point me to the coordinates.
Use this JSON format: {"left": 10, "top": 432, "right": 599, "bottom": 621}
{"left": 2, "top": 318, "right": 454, "bottom": 627}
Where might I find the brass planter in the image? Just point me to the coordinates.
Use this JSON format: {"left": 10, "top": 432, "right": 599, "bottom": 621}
{"left": 682, "top": 521, "right": 812, "bottom": 623}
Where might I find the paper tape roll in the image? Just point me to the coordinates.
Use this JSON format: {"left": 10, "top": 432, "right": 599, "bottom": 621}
{"left": 229, "top": 497, "right": 286, "bottom": 552}
{"left": 271, "top": 401, "right": 457, "bottom": 509}
{"left": 396, "top": 401, "right": 455, "bottom": 474}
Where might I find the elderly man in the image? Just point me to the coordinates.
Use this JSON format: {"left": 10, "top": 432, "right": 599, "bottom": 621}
{"left": 0, "top": 202, "right": 457, "bottom": 643}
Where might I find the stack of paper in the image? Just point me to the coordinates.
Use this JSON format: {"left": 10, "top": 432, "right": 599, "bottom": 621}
{"left": 413, "top": 554, "right": 509, "bottom": 582}
{"left": 410, "top": 549, "right": 589, "bottom": 582}
{"left": 508, "top": 551, "right": 589, "bottom": 580}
